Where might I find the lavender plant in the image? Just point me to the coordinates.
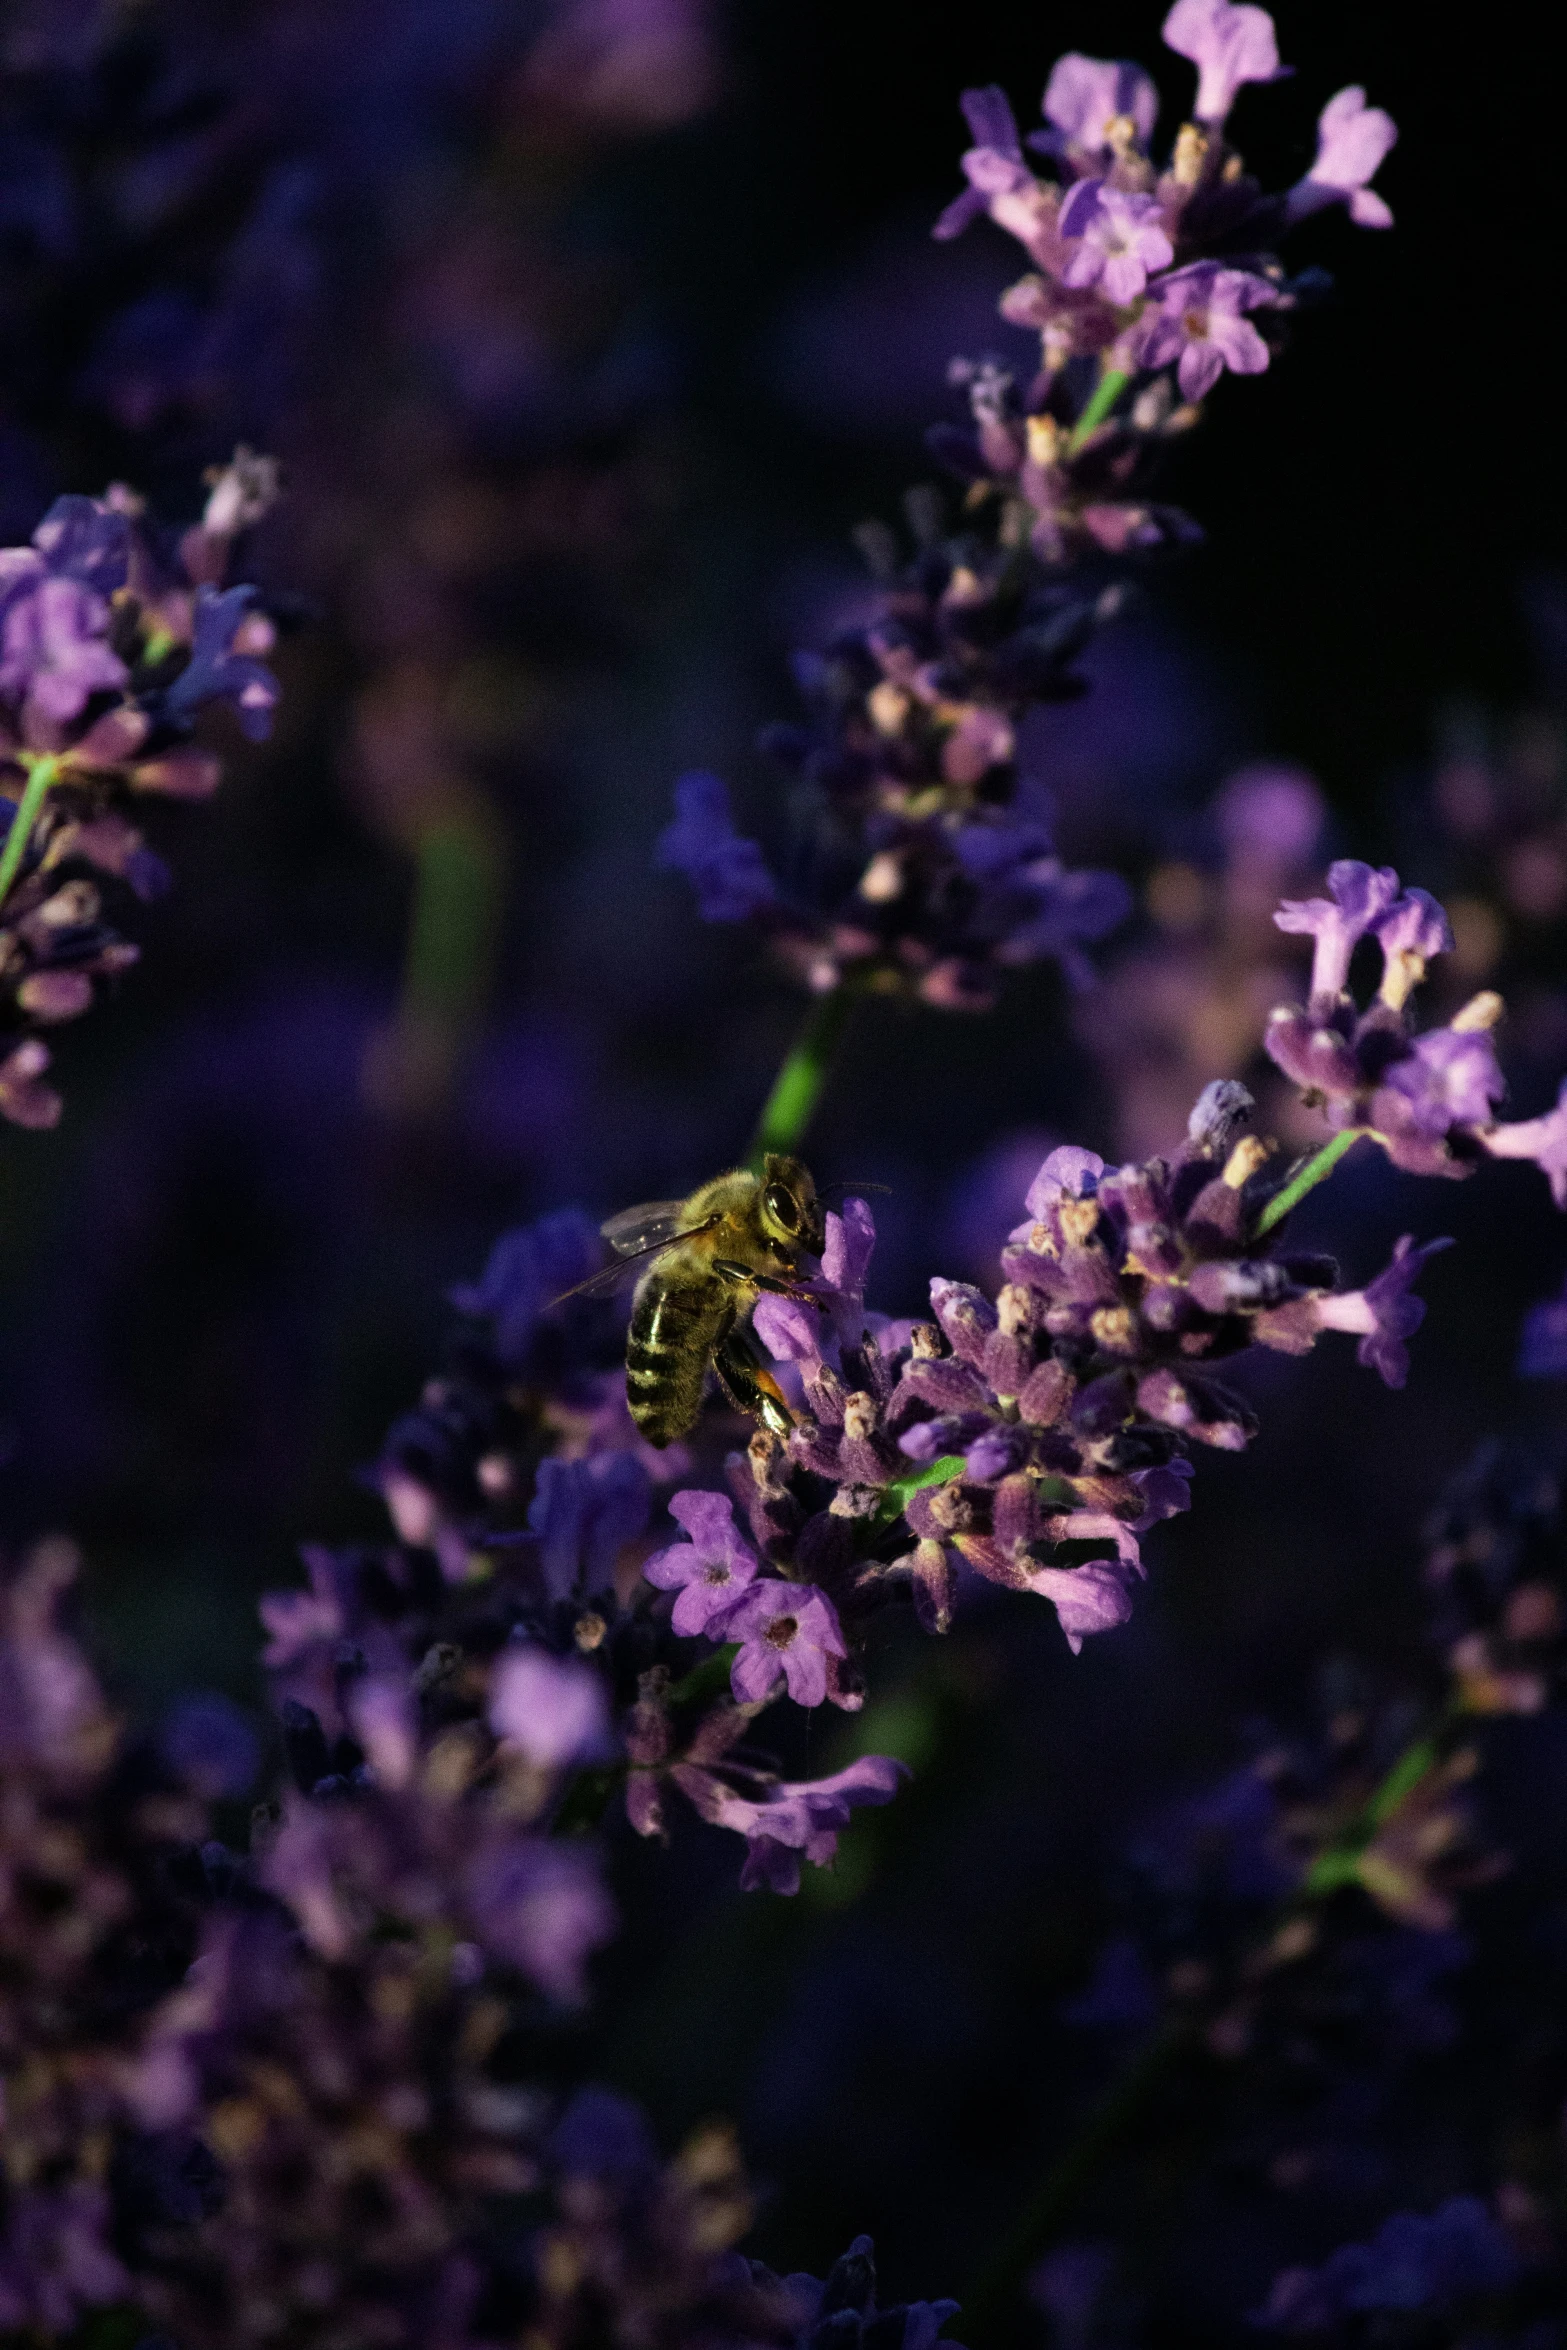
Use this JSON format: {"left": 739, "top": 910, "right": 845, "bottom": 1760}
{"left": 9, "top": 8, "right": 1567, "bottom": 2350}
{"left": 0, "top": 457, "right": 282, "bottom": 1128}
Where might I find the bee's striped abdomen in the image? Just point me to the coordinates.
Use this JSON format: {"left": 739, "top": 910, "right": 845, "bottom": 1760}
{"left": 625, "top": 1275, "right": 731, "bottom": 1446}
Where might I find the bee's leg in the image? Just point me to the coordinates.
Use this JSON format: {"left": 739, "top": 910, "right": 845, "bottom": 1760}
{"left": 711, "top": 1259, "right": 826, "bottom": 1310}
{"left": 713, "top": 1326, "right": 795, "bottom": 1439}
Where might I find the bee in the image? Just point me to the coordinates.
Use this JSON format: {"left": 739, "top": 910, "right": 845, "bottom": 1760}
{"left": 558, "top": 1155, "right": 827, "bottom": 1447}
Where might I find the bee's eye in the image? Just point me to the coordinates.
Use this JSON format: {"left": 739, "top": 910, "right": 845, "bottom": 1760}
{"left": 763, "top": 1182, "right": 799, "bottom": 1233}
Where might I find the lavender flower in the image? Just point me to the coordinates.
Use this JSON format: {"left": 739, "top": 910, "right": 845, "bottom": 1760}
{"left": 662, "top": 7, "right": 1391, "bottom": 1017}
{"left": 1259, "top": 2199, "right": 1517, "bottom": 2331}
{"left": 1058, "top": 181, "right": 1174, "bottom": 303}
{"left": 1161, "top": 0, "right": 1287, "bottom": 127}
{"left": 721, "top": 1578, "right": 849, "bottom": 1709}
{"left": 1265, "top": 861, "right": 1567, "bottom": 1194}
{"left": 1038, "top": 55, "right": 1160, "bottom": 159}
{"left": 0, "top": 471, "right": 291, "bottom": 1126}
{"left": 1134, "top": 263, "right": 1276, "bottom": 399}
{"left": 656, "top": 770, "right": 779, "bottom": 924}
{"left": 1286, "top": 84, "right": 1398, "bottom": 228}
{"left": 644, "top": 1488, "right": 760, "bottom": 1633}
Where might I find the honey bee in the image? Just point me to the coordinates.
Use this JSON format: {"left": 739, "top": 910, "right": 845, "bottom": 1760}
{"left": 558, "top": 1155, "right": 827, "bottom": 1446}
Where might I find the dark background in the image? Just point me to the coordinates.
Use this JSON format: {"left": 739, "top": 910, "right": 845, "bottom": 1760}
{"left": 4, "top": 0, "right": 1567, "bottom": 2336}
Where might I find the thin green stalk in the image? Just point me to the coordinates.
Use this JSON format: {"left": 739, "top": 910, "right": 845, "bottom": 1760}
{"left": 1254, "top": 1126, "right": 1369, "bottom": 1237}
{"left": 1067, "top": 366, "right": 1131, "bottom": 454}
{"left": 963, "top": 2019, "right": 1196, "bottom": 2338}
{"left": 962, "top": 1709, "right": 1459, "bottom": 2335}
{"left": 0, "top": 754, "right": 61, "bottom": 911}
{"left": 746, "top": 986, "right": 854, "bottom": 1169}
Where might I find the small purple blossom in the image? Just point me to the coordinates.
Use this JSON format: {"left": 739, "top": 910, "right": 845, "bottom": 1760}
{"left": 164, "top": 584, "right": 280, "bottom": 741}
{"left": 463, "top": 1836, "right": 616, "bottom": 2002}
{"left": 0, "top": 577, "right": 127, "bottom": 732}
{"left": 1314, "top": 1235, "right": 1454, "bottom": 1389}
{"left": 1482, "top": 1077, "right": 1567, "bottom": 1205}
{"left": 489, "top": 1645, "right": 616, "bottom": 1770}
{"left": 644, "top": 1490, "right": 760, "bottom": 1634}
{"left": 1518, "top": 1277, "right": 1567, "bottom": 1378}
{"left": 656, "top": 769, "right": 779, "bottom": 923}
{"left": 723, "top": 1579, "right": 847, "bottom": 1709}
{"left": 1274, "top": 860, "right": 1403, "bottom": 1004}
{"left": 1135, "top": 264, "right": 1276, "bottom": 401}
{"left": 1380, "top": 1029, "right": 1505, "bottom": 1139}
{"left": 1286, "top": 84, "right": 1397, "bottom": 228}
{"left": 449, "top": 1206, "right": 605, "bottom": 1370}
{"left": 527, "top": 1451, "right": 650, "bottom": 1602}
{"left": 1058, "top": 181, "right": 1173, "bottom": 304}
{"left": 686, "top": 1755, "right": 907, "bottom": 1893}
{"left": 1027, "top": 1558, "right": 1141, "bottom": 1653}
{"left": 1374, "top": 886, "right": 1453, "bottom": 1006}
{"left": 933, "top": 86, "right": 1036, "bottom": 244}
{"left": 1161, "top": 0, "right": 1287, "bottom": 127}
{"left": 1037, "top": 54, "right": 1159, "bottom": 157}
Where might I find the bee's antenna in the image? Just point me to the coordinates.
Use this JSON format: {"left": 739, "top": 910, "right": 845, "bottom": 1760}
{"left": 820, "top": 1179, "right": 893, "bottom": 1198}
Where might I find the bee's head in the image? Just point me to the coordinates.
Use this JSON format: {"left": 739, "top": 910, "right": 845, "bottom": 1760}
{"left": 759, "top": 1154, "right": 825, "bottom": 1258}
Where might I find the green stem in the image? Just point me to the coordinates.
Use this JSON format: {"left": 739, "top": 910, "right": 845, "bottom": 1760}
{"left": 963, "top": 2019, "right": 1196, "bottom": 2338}
{"left": 1067, "top": 366, "right": 1131, "bottom": 454}
{"left": 963, "top": 1709, "right": 1458, "bottom": 2333}
{"left": 0, "top": 754, "right": 61, "bottom": 912}
{"left": 746, "top": 986, "right": 854, "bottom": 1170}
{"left": 1253, "top": 1126, "right": 1369, "bottom": 1238}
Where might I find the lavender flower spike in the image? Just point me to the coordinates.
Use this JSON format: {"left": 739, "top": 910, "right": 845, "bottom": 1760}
{"left": 1135, "top": 265, "right": 1277, "bottom": 402}
{"left": 644, "top": 1490, "right": 760, "bottom": 1635}
{"left": 1286, "top": 85, "right": 1398, "bottom": 228}
{"left": 1274, "top": 860, "right": 1402, "bottom": 1005}
{"left": 1161, "top": 0, "right": 1287, "bottom": 127}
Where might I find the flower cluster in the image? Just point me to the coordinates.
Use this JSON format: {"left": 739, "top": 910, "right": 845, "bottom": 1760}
{"left": 1263, "top": 858, "right": 1567, "bottom": 1195}
{"left": 657, "top": 0, "right": 1392, "bottom": 1013}
{"left": 0, "top": 460, "right": 285, "bottom": 1128}
{"left": 1259, "top": 2199, "right": 1519, "bottom": 2334}
{"left": 0, "top": 1539, "right": 212, "bottom": 2337}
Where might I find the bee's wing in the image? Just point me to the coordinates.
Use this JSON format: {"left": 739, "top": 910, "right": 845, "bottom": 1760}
{"left": 547, "top": 1208, "right": 722, "bottom": 1307}
{"left": 601, "top": 1200, "right": 693, "bottom": 1255}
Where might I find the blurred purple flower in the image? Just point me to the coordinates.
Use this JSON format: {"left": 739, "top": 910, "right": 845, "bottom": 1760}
{"left": 489, "top": 1646, "right": 616, "bottom": 1770}
{"left": 449, "top": 1206, "right": 605, "bottom": 1370}
{"left": 1161, "top": 0, "right": 1287, "bottom": 127}
{"left": 157, "top": 1691, "right": 261, "bottom": 1799}
{"left": 1135, "top": 264, "right": 1276, "bottom": 401}
{"left": 1483, "top": 1077, "right": 1567, "bottom": 1204}
{"left": 1518, "top": 1277, "right": 1567, "bottom": 1378}
{"left": 1258, "top": 2198, "right": 1516, "bottom": 2332}
{"left": 163, "top": 584, "right": 280, "bottom": 742}
{"left": 526, "top": 1452, "right": 650, "bottom": 1602}
{"left": 1058, "top": 181, "right": 1173, "bottom": 303}
{"left": 1381, "top": 1030, "right": 1504, "bottom": 1138}
{"left": 1287, "top": 85, "right": 1397, "bottom": 228}
{"left": 464, "top": 1836, "right": 615, "bottom": 2002}
{"left": 0, "top": 576, "right": 126, "bottom": 731}
{"left": 656, "top": 770, "right": 778, "bottom": 923}
{"left": 1037, "top": 54, "right": 1159, "bottom": 156}
{"left": 1275, "top": 860, "right": 1402, "bottom": 1004}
